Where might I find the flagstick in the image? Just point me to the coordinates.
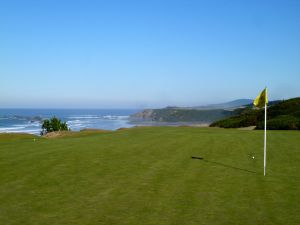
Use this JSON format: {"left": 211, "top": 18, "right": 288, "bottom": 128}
{"left": 264, "top": 103, "right": 267, "bottom": 176}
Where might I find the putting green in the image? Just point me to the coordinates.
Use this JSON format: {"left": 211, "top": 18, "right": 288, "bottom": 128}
{"left": 0, "top": 127, "right": 299, "bottom": 225}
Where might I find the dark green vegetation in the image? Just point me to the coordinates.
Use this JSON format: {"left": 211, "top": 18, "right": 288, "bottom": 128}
{"left": 1, "top": 127, "right": 300, "bottom": 225}
{"left": 149, "top": 108, "right": 233, "bottom": 122}
{"left": 211, "top": 98, "right": 300, "bottom": 130}
{"left": 130, "top": 108, "right": 233, "bottom": 123}
{"left": 41, "top": 116, "right": 69, "bottom": 135}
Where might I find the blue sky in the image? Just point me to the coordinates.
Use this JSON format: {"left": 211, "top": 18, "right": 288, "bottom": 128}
{"left": 1, "top": 0, "right": 299, "bottom": 108}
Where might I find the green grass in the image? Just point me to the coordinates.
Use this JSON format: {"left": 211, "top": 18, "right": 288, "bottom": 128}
{"left": 0, "top": 127, "right": 300, "bottom": 225}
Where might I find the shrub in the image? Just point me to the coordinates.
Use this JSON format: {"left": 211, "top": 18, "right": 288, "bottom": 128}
{"left": 41, "top": 116, "right": 70, "bottom": 135}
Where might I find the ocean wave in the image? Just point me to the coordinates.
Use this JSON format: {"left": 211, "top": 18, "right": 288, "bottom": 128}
{"left": 68, "top": 123, "right": 84, "bottom": 127}
{"left": 12, "top": 124, "right": 27, "bottom": 128}
{"left": 5, "top": 129, "right": 40, "bottom": 134}
{"left": 102, "top": 115, "right": 129, "bottom": 120}
{"left": 0, "top": 125, "right": 40, "bottom": 130}
{"left": 31, "top": 123, "right": 41, "bottom": 127}
{"left": 116, "top": 115, "right": 129, "bottom": 119}
{"left": 0, "top": 127, "right": 24, "bottom": 131}
{"left": 68, "top": 115, "right": 129, "bottom": 120}
{"left": 13, "top": 124, "right": 31, "bottom": 128}
{"left": 102, "top": 115, "right": 117, "bottom": 120}
{"left": 67, "top": 120, "right": 85, "bottom": 125}
{"left": 11, "top": 122, "right": 40, "bottom": 128}
{"left": 68, "top": 115, "right": 100, "bottom": 119}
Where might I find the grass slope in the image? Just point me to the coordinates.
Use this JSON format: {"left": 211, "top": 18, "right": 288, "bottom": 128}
{"left": 0, "top": 127, "right": 300, "bottom": 225}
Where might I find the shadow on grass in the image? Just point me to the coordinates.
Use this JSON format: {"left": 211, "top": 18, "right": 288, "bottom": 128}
{"left": 191, "top": 156, "right": 256, "bottom": 174}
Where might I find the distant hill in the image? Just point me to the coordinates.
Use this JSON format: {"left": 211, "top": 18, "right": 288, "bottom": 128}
{"left": 130, "top": 108, "right": 233, "bottom": 124}
{"left": 210, "top": 97, "right": 300, "bottom": 130}
{"left": 130, "top": 99, "right": 253, "bottom": 124}
{"left": 194, "top": 99, "right": 253, "bottom": 110}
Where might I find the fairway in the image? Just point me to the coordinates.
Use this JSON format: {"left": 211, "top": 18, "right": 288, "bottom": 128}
{"left": 0, "top": 127, "right": 299, "bottom": 225}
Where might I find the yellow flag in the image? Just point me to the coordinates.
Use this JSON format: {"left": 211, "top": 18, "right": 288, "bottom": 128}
{"left": 253, "top": 88, "right": 268, "bottom": 108}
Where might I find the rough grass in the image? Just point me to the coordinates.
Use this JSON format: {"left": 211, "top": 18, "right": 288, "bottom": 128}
{"left": 43, "top": 129, "right": 111, "bottom": 138}
{"left": 0, "top": 127, "right": 299, "bottom": 225}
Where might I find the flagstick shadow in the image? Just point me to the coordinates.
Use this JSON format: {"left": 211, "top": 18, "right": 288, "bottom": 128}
{"left": 191, "top": 157, "right": 256, "bottom": 174}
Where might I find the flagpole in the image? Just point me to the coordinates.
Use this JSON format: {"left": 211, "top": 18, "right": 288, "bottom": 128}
{"left": 264, "top": 102, "right": 267, "bottom": 176}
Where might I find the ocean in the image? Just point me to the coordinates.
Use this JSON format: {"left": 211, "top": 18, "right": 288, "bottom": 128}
{"left": 0, "top": 109, "right": 140, "bottom": 135}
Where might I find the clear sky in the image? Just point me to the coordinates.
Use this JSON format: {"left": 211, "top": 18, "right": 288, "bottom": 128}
{"left": 1, "top": 0, "right": 299, "bottom": 108}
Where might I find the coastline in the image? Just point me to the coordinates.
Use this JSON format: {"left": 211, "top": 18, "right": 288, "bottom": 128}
{"left": 0, "top": 108, "right": 139, "bottom": 135}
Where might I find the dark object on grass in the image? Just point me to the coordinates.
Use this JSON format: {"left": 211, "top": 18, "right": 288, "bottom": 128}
{"left": 192, "top": 157, "right": 256, "bottom": 174}
{"left": 191, "top": 156, "right": 203, "bottom": 160}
